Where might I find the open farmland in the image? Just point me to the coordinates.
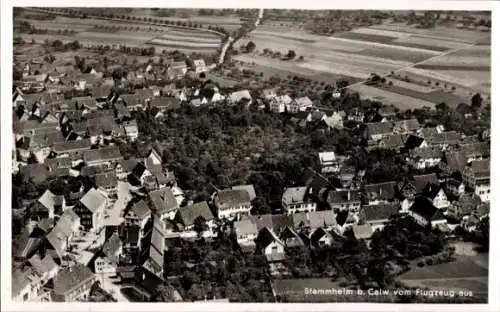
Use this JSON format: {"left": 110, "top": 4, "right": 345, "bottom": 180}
{"left": 348, "top": 84, "right": 436, "bottom": 110}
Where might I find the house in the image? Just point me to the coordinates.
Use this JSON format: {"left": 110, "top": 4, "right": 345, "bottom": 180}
{"left": 425, "top": 131, "right": 460, "bottom": 149}
{"left": 392, "top": 119, "right": 420, "bottom": 134}
{"left": 95, "top": 172, "right": 118, "bottom": 198}
{"left": 45, "top": 209, "right": 81, "bottom": 263}
{"left": 115, "top": 158, "right": 138, "bottom": 180}
{"left": 282, "top": 186, "right": 316, "bottom": 215}
{"left": 440, "top": 150, "right": 467, "bottom": 175}
{"left": 255, "top": 227, "right": 286, "bottom": 262}
{"left": 12, "top": 268, "right": 42, "bottom": 302}
{"left": 149, "top": 96, "right": 182, "bottom": 111}
{"left": 358, "top": 204, "right": 400, "bottom": 231}
{"left": 448, "top": 193, "right": 481, "bottom": 219}
{"left": 192, "top": 59, "right": 207, "bottom": 73}
{"left": 246, "top": 214, "right": 294, "bottom": 233}
{"left": 444, "top": 178, "right": 465, "bottom": 197}
{"left": 309, "top": 227, "right": 335, "bottom": 249}
{"left": 233, "top": 219, "right": 259, "bottom": 247}
{"left": 144, "top": 217, "right": 167, "bottom": 277}
{"left": 124, "top": 200, "right": 151, "bottom": 231}
{"left": 318, "top": 151, "right": 340, "bottom": 174}
{"left": 408, "top": 196, "right": 447, "bottom": 227}
{"left": 228, "top": 90, "right": 252, "bottom": 104}
{"left": 308, "top": 210, "right": 337, "bottom": 231}
{"left": 149, "top": 187, "right": 179, "bottom": 221}
{"left": 412, "top": 173, "right": 440, "bottom": 195}
{"left": 270, "top": 94, "right": 292, "bottom": 113}
{"left": 364, "top": 122, "right": 394, "bottom": 141}
{"left": 337, "top": 165, "right": 358, "bottom": 189}
{"left": 322, "top": 111, "right": 344, "bottom": 129}
{"left": 31, "top": 189, "right": 65, "bottom": 220}
{"left": 214, "top": 188, "right": 252, "bottom": 220}
{"left": 352, "top": 224, "right": 374, "bottom": 241}
{"left": 363, "top": 181, "right": 397, "bottom": 205}
{"left": 52, "top": 139, "right": 91, "bottom": 158}
{"left": 94, "top": 232, "right": 122, "bottom": 274}
{"left": 74, "top": 188, "right": 106, "bottom": 232}
{"left": 175, "top": 201, "right": 215, "bottom": 231}
{"left": 279, "top": 226, "right": 304, "bottom": 247}
{"left": 406, "top": 147, "right": 443, "bottom": 169}
{"left": 347, "top": 108, "right": 365, "bottom": 122}
{"left": 262, "top": 88, "right": 278, "bottom": 101}
{"left": 326, "top": 190, "right": 361, "bottom": 213}
{"left": 421, "top": 183, "right": 450, "bottom": 209}
{"left": 73, "top": 96, "right": 98, "bottom": 111}
{"left": 475, "top": 179, "right": 490, "bottom": 203}
{"left": 118, "top": 94, "right": 146, "bottom": 111}
{"left": 288, "top": 96, "right": 313, "bottom": 113}
{"left": 168, "top": 61, "right": 188, "bottom": 78}
{"left": 378, "top": 134, "right": 404, "bottom": 150}
{"left": 51, "top": 263, "right": 96, "bottom": 302}
{"left": 292, "top": 212, "right": 311, "bottom": 231}
{"left": 462, "top": 159, "right": 490, "bottom": 188}
{"left": 83, "top": 147, "right": 123, "bottom": 167}
{"left": 460, "top": 142, "right": 490, "bottom": 162}
{"left": 123, "top": 120, "right": 139, "bottom": 142}
{"left": 28, "top": 254, "right": 59, "bottom": 286}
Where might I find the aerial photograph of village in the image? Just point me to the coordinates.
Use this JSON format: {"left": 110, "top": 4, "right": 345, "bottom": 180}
{"left": 11, "top": 7, "right": 491, "bottom": 303}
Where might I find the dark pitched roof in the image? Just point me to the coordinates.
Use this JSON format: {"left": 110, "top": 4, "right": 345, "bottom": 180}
{"left": 149, "top": 97, "right": 181, "bottom": 110}
{"left": 255, "top": 227, "right": 283, "bottom": 249}
{"left": 95, "top": 172, "right": 118, "bottom": 188}
{"left": 102, "top": 232, "right": 122, "bottom": 263}
{"left": 455, "top": 193, "right": 482, "bottom": 216}
{"left": 326, "top": 190, "right": 361, "bottom": 204}
{"left": 215, "top": 189, "right": 251, "bottom": 209}
{"left": 130, "top": 200, "right": 151, "bottom": 219}
{"left": 149, "top": 188, "right": 178, "bottom": 215}
{"left": 405, "top": 135, "right": 426, "bottom": 149}
{"left": 280, "top": 227, "right": 304, "bottom": 247}
{"left": 413, "top": 173, "right": 439, "bottom": 194}
{"left": 118, "top": 158, "right": 139, "bottom": 172}
{"left": 364, "top": 181, "right": 397, "bottom": 201}
{"left": 460, "top": 142, "right": 490, "bottom": 158}
{"left": 83, "top": 147, "right": 123, "bottom": 163}
{"left": 53, "top": 263, "right": 94, "bottom": 296}
{"left": 426, "top": 131, "right": 460, "bottom": 145}
{"left": 467, "top": 159, "right": 490, "bottom": 174}
{"left": 365, "top": 122, "right": 394, "bottom": 136}
{"left": 393, "top": 119, "right": 420, "bottom": 133}
{"left": 409, "top": 147, "right": 443, "bottom": 160}
{"left": 310, "top": 227, "right": 333, "bottom": 247}
{"left": 177, "top": 201, "right": 214, "bottom": 227}
{"left": 359, "top": 204, "right": 400, "bottom": 223}
{"left": 302, "top": 168, "right": 331, "bottom": 196}
{"left": 380, "top": 134, "right": 404, "bottom": 149}
{"left": 409, "top": 196, "right": 445, "bottom": 221}
{"left": 444, "top": 151, "right": 467, "bottom": 172}
{"left": 421, "top": 183, "right": 443, "bottom": 200}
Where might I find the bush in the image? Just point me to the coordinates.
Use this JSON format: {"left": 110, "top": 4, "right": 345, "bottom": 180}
{"left": 417, "top": 261, "right": 425, "bottom": 267}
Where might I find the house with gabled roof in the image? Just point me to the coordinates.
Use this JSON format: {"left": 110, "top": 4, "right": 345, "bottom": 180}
{"left": 378, "top": 133, "right": 405, "bottom": 151}
{"left": 255, "top": 227, "right": 286, "bottom": 263}
{"left": 233, "top": 219, "right": 259, "bottom": 248}
{"left": 448, "top": 193, "right": 482, "bottom": 219}
{"left": 440, "top": 150, "right": 468, "bottom": 175}
{"left": 214, "top": 188, "right": 252, "bottom": 220}
{"left": 12, "top": 268, "right": 42, "bottom": 302}
{"left": 358, "top": 204, "right": 399, "bottom": 231}
{"left": 318, "top": 151, "right": 341, "bottom": 174}
{"left": 31, "top": 189, "right": 65, "bottom": 221}
{"left": 124, "top": 200, "right": 151, "bottom": 231}
{"left": 407, "top": 145, "right": 442, "bottom": 168}
{"left": 95, "top": 172, "right": 118, "bottom": 198}
{"left": 408, "top": 196, "right": 447, "bottom": 227}
{"left": 282, "top": 186, "right": 316, "bottom": 215}
{"left": 392, "top": 119, "right": 420, "bottom": 134}
{"left": 363, "top": 122, "right": 394, "bottom": 141}
{"left": 425, "top": 131, "right": 461, "bottom": 149}
{"left": 45, "top": 209, "right": 80, "bottom": 263}
{"left": 115, "top": 158, "right": 138, "bottom": 180}
{"left": 308, "top": 210, "right": 337, "bottom": 231}
{"left": 149, "top": 187, "right": 179, "bottom": 221}
{"left": 83, "top": 147, "right": 123, "bottom": 167}
{"left": 326, "top": 190, "right": 361, "bottom": 213}
{"left": 270, "top": 94, "right": 292, "bottom": 113}
{"left": 74, "top": 188, "right": 106, "bottom": 232}
{"left": 51, "top": 263, "right": 96, "bottom": 302}
{"left": 404, "top": 134, "right": 428, "bottom": 150}
{"left": 279, "top": 226, "right": 304, "bottom": 248}
{"left": 28, "top": 254, "right": 59, "bottom": 286}
{"left": 462, "top": 159, "right": 490, "bottom": 188}
{"left": 363, "top": 181, "right": 398, "bottom": 205}
{"left": 143, "top": 217, "right": 167, "bottom": 278}
{"left": 175, "top": 201, "right": 215, "bottom": 232}
{"left": 421, "top": 183, "right": 450, "bottom": 209}
{"left": 309, "top": 227, "right": 335, "bottom": 249}
{"left": 93, "top": 232, "right": 123, "bottom": 274}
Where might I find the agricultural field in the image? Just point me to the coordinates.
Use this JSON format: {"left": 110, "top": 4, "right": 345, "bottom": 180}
{"left": 398, "top": 256, "right": 489, "bottom": 297}
{"left": 238, "top": 22, "right": 490, "bottom": 109}
{"left": 16, "top": 12, "right": 224, "bottom": 54}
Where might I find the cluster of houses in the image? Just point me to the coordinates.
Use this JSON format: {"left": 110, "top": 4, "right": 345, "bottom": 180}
{"left": 11, "top": 52, "right": 491, "bottom": 302}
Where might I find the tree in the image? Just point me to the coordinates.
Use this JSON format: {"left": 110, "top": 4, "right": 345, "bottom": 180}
{"left": 246, "top": 41, "right": 256, "bottom": 53}
{"left": 250, "top": 196, "right": 272, "bottom": 215}
{"left": 471, "top": 93, "right": 483, "bottom": 110}
{"left": 154, "top": 284, "right": 177, "bottom": 302}
{"left": 194, "top": 216, "right": 208, "bottom": 238}
{"left": 286, "top": 49, "right": 296, "bottom": 59}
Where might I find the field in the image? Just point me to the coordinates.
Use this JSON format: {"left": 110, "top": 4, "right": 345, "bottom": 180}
{"left": 16, "top": 12, "right": 223, "bottom": 54}
{"left": 237, "top": 22, "right": 490, "bottom": 109}
{"left": 398, "top": 256, "right": 489, "bottom": 298}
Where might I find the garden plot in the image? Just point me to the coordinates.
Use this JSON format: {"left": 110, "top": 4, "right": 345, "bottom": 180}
{"left": 392, "top": 35, "right": 472, "bottom": 51}
{"left": 350, "top": 27, "right": 412, "bottom": 39}
{"left": 149, "top": 38, "right": 220, "bottom": 49}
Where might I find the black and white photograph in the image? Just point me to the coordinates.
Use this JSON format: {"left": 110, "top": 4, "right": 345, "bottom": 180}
{"left": 2, "top": 0, "right": 498, "bottom": 310}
